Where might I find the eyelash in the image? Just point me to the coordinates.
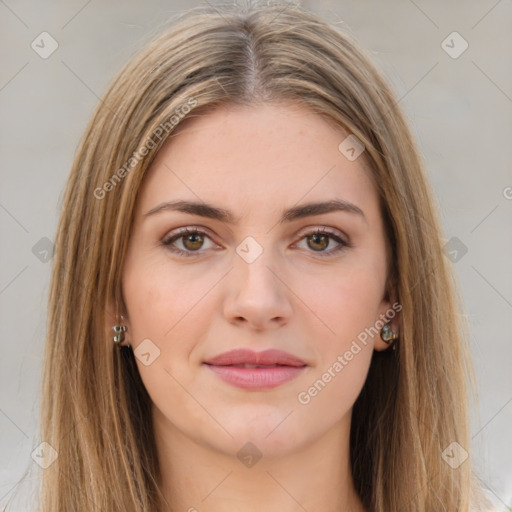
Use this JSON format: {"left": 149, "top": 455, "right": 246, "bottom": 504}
{"left": 161, "top": 227, "right": 352, "bottom": 258}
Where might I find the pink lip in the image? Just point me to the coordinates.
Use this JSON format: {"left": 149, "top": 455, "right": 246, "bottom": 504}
{"left": 204, "top": 348, "right": 306, "bottom": 366}
{"left": 203, "top": 348, "right": 308, "bottom": 390}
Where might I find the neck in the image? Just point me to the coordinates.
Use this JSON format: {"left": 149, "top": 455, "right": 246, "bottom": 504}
{"left": 153, "top": 405, "right": 366, "bottom": 512}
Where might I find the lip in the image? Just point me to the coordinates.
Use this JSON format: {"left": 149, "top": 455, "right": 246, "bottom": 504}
{"left": 203, "top": 348, "right": 308, "bottom": 390}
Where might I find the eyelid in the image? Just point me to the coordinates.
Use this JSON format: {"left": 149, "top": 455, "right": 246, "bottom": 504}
{"left": 162, "top": 224, "right": 348, "bottom": 242}
{"left": 161, "top": 226, "right": 221, "bottom": 254}
{"left": 161, "top": 225, "right": 351, "bottom": 257}
{"left": 291, "top": 227, "right": 351, "bottom": 257}
{"left": 295, "top": 224, "right": 348, "bottom": 241}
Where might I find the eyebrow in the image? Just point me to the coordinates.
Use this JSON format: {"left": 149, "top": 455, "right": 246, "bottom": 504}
{"left": 144, "top": 199, "right": 367, "bottom": 224}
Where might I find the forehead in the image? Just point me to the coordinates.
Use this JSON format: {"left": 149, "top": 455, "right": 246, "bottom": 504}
{"left": 136, "top": 102, "right": 379, "bottom": 220}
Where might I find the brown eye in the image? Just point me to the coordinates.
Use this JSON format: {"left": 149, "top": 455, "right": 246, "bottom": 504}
{"left": 296, "top": 228, "right": 351, "bottom": 257}
{"left": 307, "top": 232, "right": 330, "bottom": 251}
{"left": 162, "top": 228, "right": 217, "bottom": 257}
{"left": 182, "top": 232, "right": 204, "bottom": 251}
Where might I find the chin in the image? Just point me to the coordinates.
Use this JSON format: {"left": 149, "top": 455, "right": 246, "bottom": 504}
{"left": 218, "top": 419, "right": 305, "bottom": 456}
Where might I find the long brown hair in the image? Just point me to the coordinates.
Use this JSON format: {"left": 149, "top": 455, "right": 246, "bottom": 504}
{"left": 6, "top": 1, "right": 487, "bottom": 510}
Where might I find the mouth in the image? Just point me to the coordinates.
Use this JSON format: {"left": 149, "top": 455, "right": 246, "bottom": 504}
{"left": 203, "top": 348, "right": 307, "bottom": 367}
{"left": 203, "top": 348, "right": 308, "bottom": 390}
{"left": 216, "top": 363, "right": 285, "bottom": 369}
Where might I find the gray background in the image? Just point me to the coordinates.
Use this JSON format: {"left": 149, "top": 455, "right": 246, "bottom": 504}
{"left": 1, "top": 1, "right": 511, "bottom": 509}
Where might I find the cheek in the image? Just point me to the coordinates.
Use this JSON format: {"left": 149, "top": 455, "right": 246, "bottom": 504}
{"left": 301, "top": 254, "right": 386, "bottom": 346}
{"left": 294, "top": 268, "right": 380, "bottom": 421}
{"left": 294, "top": 253, "right": 385, "bottom": 405}
{"left": 123, "top": 257, "right": 213, "bottom": 343}
{"left": 335, "top": 266, "right": 384, "bottom": 339}
{"left": 121, "top": 256, "right": 226, "bottom": 406}
{"left": 121, "top": 260, "right": 209, "bottom": 412}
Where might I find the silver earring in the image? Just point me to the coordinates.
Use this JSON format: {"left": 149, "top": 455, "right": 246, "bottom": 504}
{"left": 112, "top": 325, "right": 127, "bottom": 346}
{"left": 380, "top": 323, "right": 398, "bottom": 344}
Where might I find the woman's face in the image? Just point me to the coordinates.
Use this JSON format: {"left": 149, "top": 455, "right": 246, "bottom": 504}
{"left": 119, "top": 101, "right": 397, "bottom": 458}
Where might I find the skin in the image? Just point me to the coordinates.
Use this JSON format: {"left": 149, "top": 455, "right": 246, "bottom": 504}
{"left": 114, "top": 101, "right": 399, "bottom": 512}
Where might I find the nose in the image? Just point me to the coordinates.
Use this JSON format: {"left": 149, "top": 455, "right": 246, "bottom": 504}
{"left": 223, "top": 247, "right": 293, "bottom": 331}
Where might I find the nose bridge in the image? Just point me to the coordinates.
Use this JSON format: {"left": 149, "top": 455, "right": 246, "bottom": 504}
{"left": 234, "top": 236, "right": 281, "bottom": 297}
{"left": 223, "top": 235, "right": 292, "bottom": 327}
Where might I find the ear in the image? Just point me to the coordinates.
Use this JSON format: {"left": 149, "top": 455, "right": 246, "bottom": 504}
{"left": 105, "top": 298, "right": 131, "bottom": 347}
{"left": 374, "top": 295, "right": 401, "bottom": 352}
